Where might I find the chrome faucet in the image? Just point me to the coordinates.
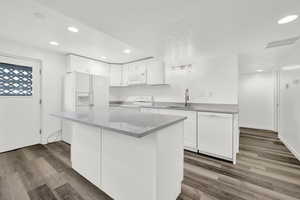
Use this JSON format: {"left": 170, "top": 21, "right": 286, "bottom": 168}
{"left": 185, "top": 88, "right": 190, "bottom": 107}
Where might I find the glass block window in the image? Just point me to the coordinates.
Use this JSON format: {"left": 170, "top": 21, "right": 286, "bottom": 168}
{"left": 0, "top": 63, "right": 33, "bottom": 96}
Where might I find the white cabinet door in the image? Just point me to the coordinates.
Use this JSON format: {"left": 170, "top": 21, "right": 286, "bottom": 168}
{"left": 197, "top": 112, "right": 233, "bottom": 159}
{"left": 147, "top": 60, "right": 165, "bottom": 85}
{"left": 72, "top": 123, "right": 102, "bottom": 188}
{"left": 122, "top": 65, "right": 128, "bottom": 86}
{"left": 157, "top": 109, "right": 197, "bottom": 152}
{"left": 110, "top": 66, "right": 123, "bottom": 86}
{"left": 127, "top": 62, "right": 147, "bottom": 85}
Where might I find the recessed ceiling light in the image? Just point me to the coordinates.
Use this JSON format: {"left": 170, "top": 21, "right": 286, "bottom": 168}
{"left": 278, "top": 15, "right": 298, "bottom": 24}
{"left": 123, "top": 49, "right": 131, "bottom": 54}
{"left": 68, "top": 26, "right": 79, "bottom": 33}
{"left": 256, "top": 69, "right": 264, "bottom": 72}
{"left": 101, "top": 56, "right": 107, "bottom": 59}
{"left": 49, "top": 41, "right": 59, "bottom": 46}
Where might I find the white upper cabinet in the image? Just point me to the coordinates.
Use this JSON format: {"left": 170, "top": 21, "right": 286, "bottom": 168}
{"left": 127, "top": 62, "right": 147, "bottom": 85}
{"left": 67, "top": 55, "right": 109, "bottom": 77}
{"left": 110, "top": 65, "right": 123, "bottom": 86}
{"left": 121, "top": 65, "right": 128, "bottom": 86}
{"left": 146, "top": 60, "right": 165, "bottom": 85}
{"left": 109, "top": 59, "right": 166, "bottom": 87}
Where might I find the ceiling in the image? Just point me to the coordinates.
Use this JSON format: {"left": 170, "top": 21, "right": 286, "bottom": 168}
{"left": 0, "top": 0, "right": 148, "bottom": 63}
{"left": 1, "top": 0, "right": 300, "bottom": 69}
{"left": 34, "top": 0, "right": 300, "bottom": 55}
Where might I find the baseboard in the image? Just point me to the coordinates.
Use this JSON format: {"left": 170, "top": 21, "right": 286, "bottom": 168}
{"left": 279, "top": 135, "right": 300, "bottom": 162}
{"left": 239, "top": 127, "right": 276, "bottom": 133}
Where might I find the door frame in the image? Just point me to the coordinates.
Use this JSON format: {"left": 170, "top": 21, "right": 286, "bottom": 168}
{"left": 274, "top": 70, "right": 280, "bottom": 133}
{"left": 271, "top": 70, "right": 280, "bottom": 132}
{"left": 0, "top": 51, "right": 43, "bottom": 144}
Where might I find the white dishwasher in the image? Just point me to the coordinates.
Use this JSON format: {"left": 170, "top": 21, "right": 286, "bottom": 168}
{"left": 197, "top": 112, "right": 233, "bottom": 161}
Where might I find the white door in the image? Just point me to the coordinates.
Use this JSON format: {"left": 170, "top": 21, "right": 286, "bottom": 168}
{"left": 0, "top": 55, "right": 41, "bottom": 153}
{"left": 239, "top": 72, "right": 277, "bottom": 131}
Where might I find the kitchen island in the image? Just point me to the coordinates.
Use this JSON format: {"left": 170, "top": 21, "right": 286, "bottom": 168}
{"left": 52, "top": 109, "right": 186, "bottom": 200}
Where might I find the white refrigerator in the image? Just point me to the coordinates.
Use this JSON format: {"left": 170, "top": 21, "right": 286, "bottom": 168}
{"left": 62, "top": 71, "right": 109, "bottom": 144}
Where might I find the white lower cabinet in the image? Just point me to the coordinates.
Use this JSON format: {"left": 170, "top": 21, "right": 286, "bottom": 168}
{"left": 141, "top": 108, "right": 238, "bottom": 163}
{"left": 72, "top": 123, "right": 102, "bottom": 188}
{"left": 141, "top": 108, "right": 197, "bottom": 152}
{"left": 197, "top": 112, "right": 233, "bottom": 160}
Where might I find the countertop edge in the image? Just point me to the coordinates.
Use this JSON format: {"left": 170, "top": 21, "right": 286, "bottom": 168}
{"left": 110, "top": 104, "right": 239, "bottom": 114}
{"left": 140, "top": 105, "right": 239, "bottom": 114}
{"left": 51, "top": 113, "right": 187, "bottom": 138}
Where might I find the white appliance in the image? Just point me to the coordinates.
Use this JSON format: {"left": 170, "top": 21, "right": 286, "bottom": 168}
{"left": 62, "top": 71, "right": 109, "bottom": 143}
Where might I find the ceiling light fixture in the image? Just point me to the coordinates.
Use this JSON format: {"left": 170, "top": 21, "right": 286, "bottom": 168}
{"left": 101, "top": 56, "right": 107, "bottom": 59}
{"left": 68, "top": 26, "right": 79, "bottom": 33}
{"left": 278, "top": 15, "right": 298, "bottom": 24}
{"left": 49, "top": 41, "right": 59, "bottom": 46}
{"left": 123, "top": 49, "right": 131, "bottom": 54}
{"left": 256, "top": 69, "right": 264, "bottom": 72}
{"left": 281, "top": 65, "right": 300, "bottom": 71}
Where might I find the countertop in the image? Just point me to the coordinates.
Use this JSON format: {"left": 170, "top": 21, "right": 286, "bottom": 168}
{"left": 51, "top": 109, "right": 187, "bottom": 138}
{"left": 110, "top": 101, "right": 239, "bottom": 114}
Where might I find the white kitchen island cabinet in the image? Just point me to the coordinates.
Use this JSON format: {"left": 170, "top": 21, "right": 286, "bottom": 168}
{"left": 52, "top": 110, "right": 186, "bottom": 200}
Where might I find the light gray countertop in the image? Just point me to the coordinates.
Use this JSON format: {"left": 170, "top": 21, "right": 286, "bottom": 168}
{"left": 110, "top": 101, "right": 239, "bottom": 114}
{"left": 51, "top": 109, "right": 187, "bottom": 138}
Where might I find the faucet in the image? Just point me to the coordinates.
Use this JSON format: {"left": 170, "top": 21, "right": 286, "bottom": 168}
{"left": 184, "top": 88, "right": 190, "bottom": 107}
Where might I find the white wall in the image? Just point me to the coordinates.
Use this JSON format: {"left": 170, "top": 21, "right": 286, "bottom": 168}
{"left": 111, "top": 55, "right": 239, "bottom": 104}
{"left": 278, "top": 46, "right": 300, "bottom": 161}
{"left": 239, "top": 72, "right": 276, "bottom": 130}
{"left": 0, "top": 38, "right": 66, "bottom": 144}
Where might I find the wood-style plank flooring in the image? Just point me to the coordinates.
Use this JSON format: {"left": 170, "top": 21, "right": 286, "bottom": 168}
{"left": 179, "top": 128, "right": 300, "bottom": 200}
{"left": 0, "top": 128, "right": 300, "bottom": 200}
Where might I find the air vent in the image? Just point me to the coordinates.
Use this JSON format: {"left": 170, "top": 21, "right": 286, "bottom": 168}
{"left": 265, "top": 36, "right": 300, "bottom": 48}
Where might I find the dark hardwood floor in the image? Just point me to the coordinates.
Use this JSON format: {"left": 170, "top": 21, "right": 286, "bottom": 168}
{"left": 1, "top": 128, "right": 300, "bottom": 200}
